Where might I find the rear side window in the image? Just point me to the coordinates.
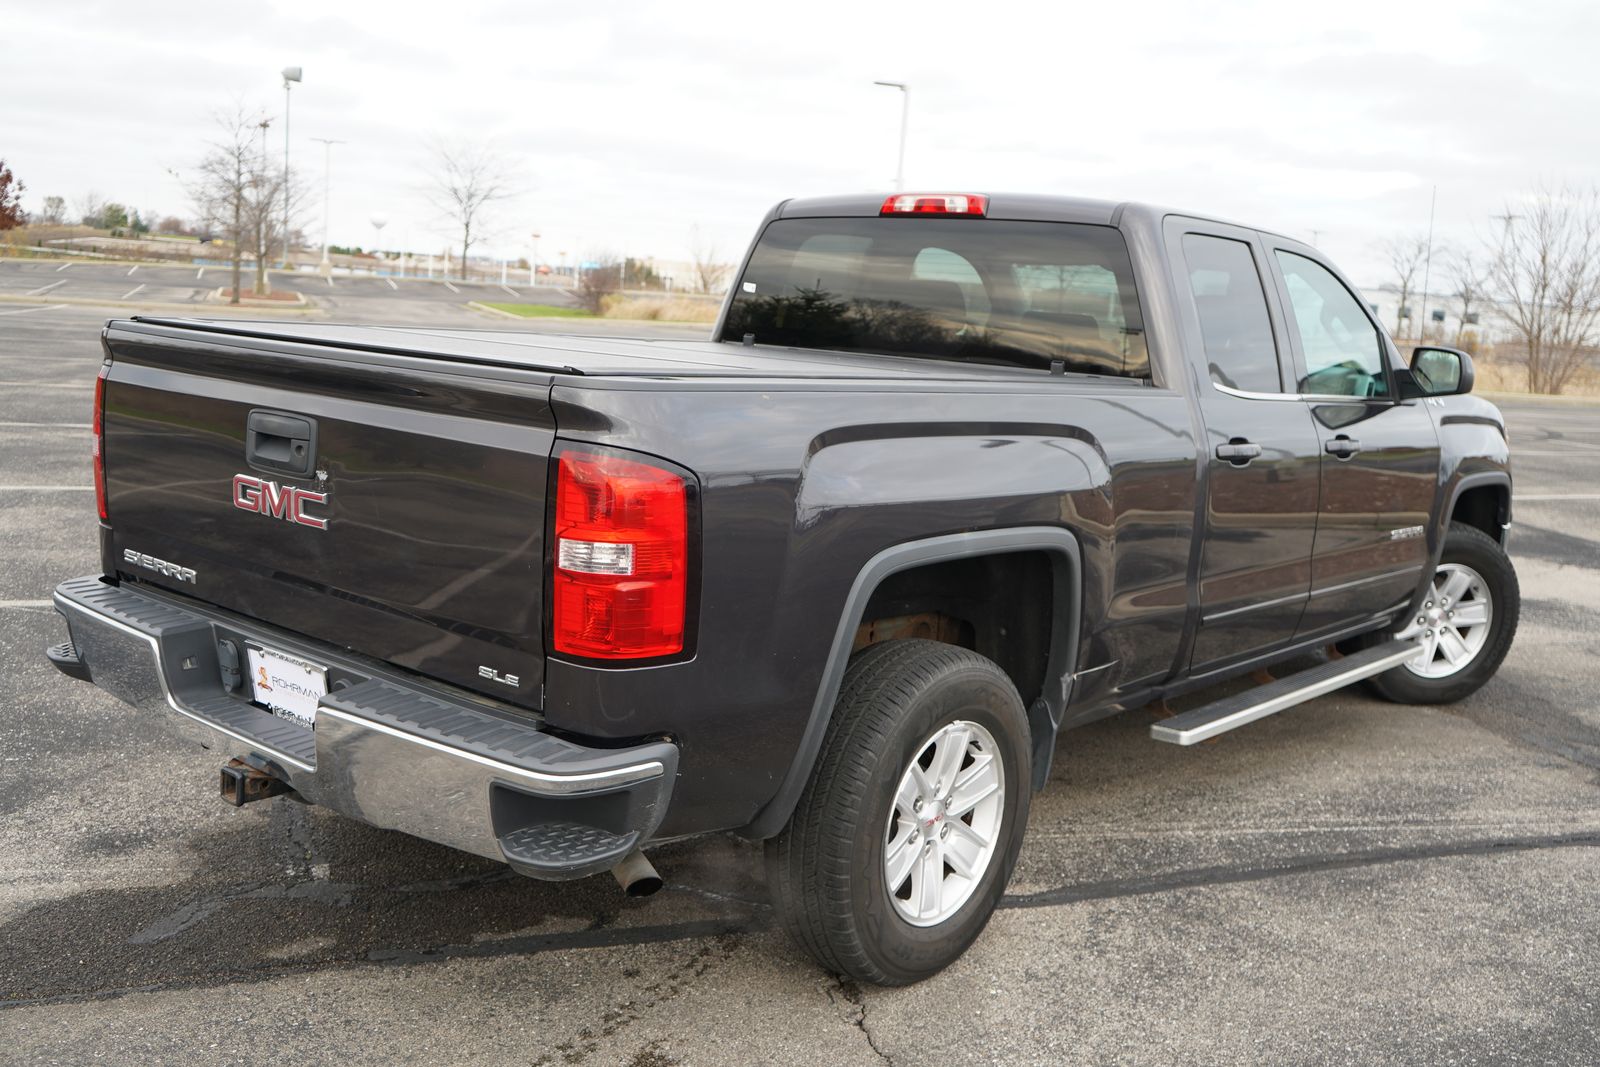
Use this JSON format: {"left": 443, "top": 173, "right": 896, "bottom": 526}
{"left": 1275, "top": 251, "right": 1388, "bottom": 398}
{"left": 721, "top": 218, "right": 1149, "bottom": 379}
{"left": 1180, "top": 234, "right": 1282, "bottom": 394}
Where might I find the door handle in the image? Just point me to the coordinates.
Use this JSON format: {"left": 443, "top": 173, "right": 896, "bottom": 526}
{"left": 246, "top": 409, "right": 317, "bottom": 477}
{"left": 1215, "top": 439, "right": 1263, "bottom": 465}
{"left": 1324, "top": 435, "right": 1361, "bottom": 459}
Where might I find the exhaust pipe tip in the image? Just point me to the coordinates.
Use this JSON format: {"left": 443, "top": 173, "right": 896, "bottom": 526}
{"left": 611, "top": 849, "right": 663, "bottom": 897}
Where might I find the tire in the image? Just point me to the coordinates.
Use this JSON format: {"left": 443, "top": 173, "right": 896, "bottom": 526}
{"left": 765, "top": 639, "right": 1032, "bottom": 986}
{"left": 1363, "top": 521, "right": 1519, "bottom": 705}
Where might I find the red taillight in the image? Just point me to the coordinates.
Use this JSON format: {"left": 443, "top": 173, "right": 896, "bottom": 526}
{"left": 879, "top": 193, "right": 988, "bottom": 217}
{"left": 552, "top": 450, "right": 689, "bottom": 659}
{"left": 93, "top": 364, "right": 108, "bottom": 521}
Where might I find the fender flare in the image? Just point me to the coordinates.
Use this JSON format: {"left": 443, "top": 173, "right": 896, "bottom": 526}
{"left": 741, "top": 526, "right": 1083, "bottom": 840}
{"left": 1409, "top": 471, "right": 1512, "bottom": 615}
{"left": 1447, "top": 470, "right": 1512, "bottom": 542}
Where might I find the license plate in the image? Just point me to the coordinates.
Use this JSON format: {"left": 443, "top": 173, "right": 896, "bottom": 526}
{"left": 246, "top": 645, "right": 327, "bottom": 730}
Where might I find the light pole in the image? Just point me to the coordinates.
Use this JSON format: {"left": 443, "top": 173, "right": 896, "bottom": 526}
{"left": 281, "top": 66, "right": 302, "bottom": 271}
{"left": 530, "top": 232, "right": 541, "bottom": 287}
{"left": 255, "top": 117, "right": 272, "bottom": 295}
{"left": 310, "top": 137, "right": 344, "bottom": 277}
{"left": 873, "top": 80, "right": 909, "bottom": 191}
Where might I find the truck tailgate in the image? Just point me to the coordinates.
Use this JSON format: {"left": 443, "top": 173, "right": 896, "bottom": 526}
{"left": 98, "top": 320, "right": 556, "bottom": 710}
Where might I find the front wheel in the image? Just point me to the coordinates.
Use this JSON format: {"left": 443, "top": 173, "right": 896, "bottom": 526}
{"left": 765, "top": 639, "right": 1032, "bottom": 986}
{"left": 1365, "top": 521, "right": 1519, "bottom": 705}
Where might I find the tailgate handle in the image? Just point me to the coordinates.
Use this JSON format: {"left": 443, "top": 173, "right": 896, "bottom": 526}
{"left": 246, "top": 410, "right": 317, "bottom": 477}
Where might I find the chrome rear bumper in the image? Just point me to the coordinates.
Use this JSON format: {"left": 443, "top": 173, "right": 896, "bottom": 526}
{"left": 49, "top": 575, "right": 678, "bottom": 880}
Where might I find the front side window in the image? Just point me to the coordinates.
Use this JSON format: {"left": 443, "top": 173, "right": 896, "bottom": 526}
{"left": 1180, "top": 234, "right": 1282, "bottom": 393}
{"left": 721, "top": 218, "right": 1149, "bottom": 379}
{"left": 1275, "top": 251, "right": 1388, "bottom": 398}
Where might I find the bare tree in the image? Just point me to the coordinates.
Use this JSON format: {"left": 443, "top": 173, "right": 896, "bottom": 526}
{"left": 39, "top": 195, "right": 66, "bottom": 226}
{"left": 427, "top": 142, "right": 513, "bottom": 281}
{"left": 688, "top": 224, "right": 730, "bottom": 294}
{"left": 1447, "top": 250, "right": 1489, "bottom": 349}
{"left": 75, "top": 191, "right": 107, "bottom": 228}
{"left": 1486, "top": 184, "right": 1600, "bottom": 394}
{"left": 575, "top": 254, "right": 621, "bottom": 313}
{"left": 185, "top": 108, "right": 258, "bottom": 304}
{"left": 240, "top": 157, "right": 308, "bottom": 296}
{"left": 1382, "top": 234, "right": 1429, "bottom": 339}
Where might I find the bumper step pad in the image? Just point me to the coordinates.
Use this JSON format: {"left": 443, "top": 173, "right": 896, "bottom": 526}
{"left": 499, "top": 822, "right": 641, "bottom": 877}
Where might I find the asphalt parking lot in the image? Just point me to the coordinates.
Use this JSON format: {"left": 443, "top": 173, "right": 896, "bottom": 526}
{"left": 2, "top": 298, "right": 1598, "bottom": 1065}
{"left": 0, "top": 257, "right": 586, "bottom": 326}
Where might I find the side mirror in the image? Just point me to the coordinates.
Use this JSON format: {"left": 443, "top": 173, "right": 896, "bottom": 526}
{"left": 1408, "top": 346, "right": 1474, "bottom": 396}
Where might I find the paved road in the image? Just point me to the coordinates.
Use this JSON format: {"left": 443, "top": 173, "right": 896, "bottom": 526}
{"left": 2, "top": 302, "right": 1598, "bottom": 1065}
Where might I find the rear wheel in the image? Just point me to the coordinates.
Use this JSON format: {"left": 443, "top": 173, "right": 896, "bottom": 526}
{"left": 765, "top": 639, "right": 1031, "bottom": 986}
{"left": 1365, "top": 522, "right": 1519, "bottom": 704}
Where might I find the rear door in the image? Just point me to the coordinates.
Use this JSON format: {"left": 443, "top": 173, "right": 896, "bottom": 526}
{"left": 1166, "top": 220, "right": 1323, "bottom": 671}
{"left": 1262, "top": 243, "right": 1441, "bottom": 636}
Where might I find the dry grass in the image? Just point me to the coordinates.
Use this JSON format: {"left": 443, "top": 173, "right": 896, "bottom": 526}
{"left": 600, "top": 295, "right": 719, "bottom": 324}
{"left": 0, "top": 224, "right": 101, "bottom": 253}
{"left": 1470, "top": 357, "right": 1600, "bottom": 398}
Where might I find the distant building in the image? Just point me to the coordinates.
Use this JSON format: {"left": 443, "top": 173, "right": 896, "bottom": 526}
{"left": 1358, "top": 284, "right": 1514, "bottom": 348}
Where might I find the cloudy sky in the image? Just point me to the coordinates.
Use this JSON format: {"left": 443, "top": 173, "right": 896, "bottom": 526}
{"left": 6, "top": 0, "right": 1597, "bottom": 283}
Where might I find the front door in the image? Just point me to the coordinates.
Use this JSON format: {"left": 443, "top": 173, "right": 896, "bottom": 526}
{"left": 1264, "top": 245, "right": 1441, "bottom": 636}
{"left": 1168, "top": 222, "right": 1324, "bottom": 671}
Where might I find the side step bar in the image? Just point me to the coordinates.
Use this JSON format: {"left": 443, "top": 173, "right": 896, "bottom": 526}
{"left": 1150, "top": 640, "right": 1419, "bottom": 746}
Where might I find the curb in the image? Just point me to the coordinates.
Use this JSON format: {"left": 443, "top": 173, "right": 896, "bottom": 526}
{"left": 466, "top": 300, "right": 525, "bottom": 320}
{"left": 208, "top": 286, "right": 309, "bottom": 308}
{"left": 0, "top": 293, "right": 325, "bottom": 317}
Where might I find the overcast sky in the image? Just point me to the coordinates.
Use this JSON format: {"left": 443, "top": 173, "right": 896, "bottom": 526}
{"left": 6, "top": 0, "right": 1597, "bottom": 284}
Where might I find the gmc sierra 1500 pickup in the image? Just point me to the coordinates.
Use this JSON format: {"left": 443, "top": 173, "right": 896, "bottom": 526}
{"left": 46, "top": 192, "right": 1518, "bottom": 985}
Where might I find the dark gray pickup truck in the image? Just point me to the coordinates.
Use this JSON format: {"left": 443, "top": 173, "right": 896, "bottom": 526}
{"left": 47, "top": 192, "right": 1518, "bottom": 984}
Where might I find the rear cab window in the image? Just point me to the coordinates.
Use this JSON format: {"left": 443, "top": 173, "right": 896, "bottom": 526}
{"left": 720, "top": 217, "right": 1150, "bottom": 379}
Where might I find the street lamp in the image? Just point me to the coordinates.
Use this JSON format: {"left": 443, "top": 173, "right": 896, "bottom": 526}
{"left": 310, "top": 137, "right": 344, "bottom": 277}
{"left": 530, "top": 232, "right": 541, "bottom": 287}
{"left": 872, "top": 80, "right": 909, "bottom": 191}
{"left": 281, "top": 66, "right": 302, "bottom": 271}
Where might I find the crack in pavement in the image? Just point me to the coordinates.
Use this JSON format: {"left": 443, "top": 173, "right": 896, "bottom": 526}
{"left": 1000, "top": 829, "right": 1600, "bottom": 909}
{"left": 5, "top": 830, "right": 1597, "bottom": 1009}
{"left": 825, "top": 975, "right": 895, "bottom": 1066}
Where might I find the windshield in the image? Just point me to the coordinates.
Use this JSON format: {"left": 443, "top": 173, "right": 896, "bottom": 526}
{"left": 720, "top": 217, "right": 1149, "bottom": 379}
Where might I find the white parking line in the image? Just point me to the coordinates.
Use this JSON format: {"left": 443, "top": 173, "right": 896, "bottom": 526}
{"left": 0, "top": 303, "right": 68, "bottom": 316}
{"left": 442, "top": 280, "right": 460, "bottom": 294}
{"left": 24, "top": 280, "right": 67, "bottom": 296}
{"left": 127, "top": 265, "right": 139, "bottom": 277}
{"left": 326, "top": 276, "right": 335, "bottom": 288}
{"left": 1506, "top": 450, "right": 1600, "bottom": 457}
{"left": 120, "top": 283, "right": 146, "bottom": 300}
{"left": 0, "top": 485, "right": 94, "bottom": 491}
{"left": 0, "top": 600, "right": 52, "bottom": 609}
{"left": 500, "top": 284, "right": 518, "bottom": 296}
{"left": 196, "top": 267, "right": 205, "bottom": 280}
{"left": 55, "top": 262, "right": 74, "bottom": 272}
{"left": 1515, "top": 493, "right": 1600, "bottom": 501}
{"left": 385, "top": 277, "right": 398, "bottom": 290}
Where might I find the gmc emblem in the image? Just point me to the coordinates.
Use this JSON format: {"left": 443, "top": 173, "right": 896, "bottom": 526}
{"left": 233, "top": 473, "right": 330, "bottom": 530}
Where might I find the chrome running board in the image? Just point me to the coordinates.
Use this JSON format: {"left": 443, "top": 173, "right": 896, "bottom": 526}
{"left": 1150, "top": 640, "right": 1419, "bottom": 746}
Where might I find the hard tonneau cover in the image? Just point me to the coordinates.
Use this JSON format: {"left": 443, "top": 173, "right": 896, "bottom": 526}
{"left": 121, "top": 317, "right": 1126, "bottom": 383}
